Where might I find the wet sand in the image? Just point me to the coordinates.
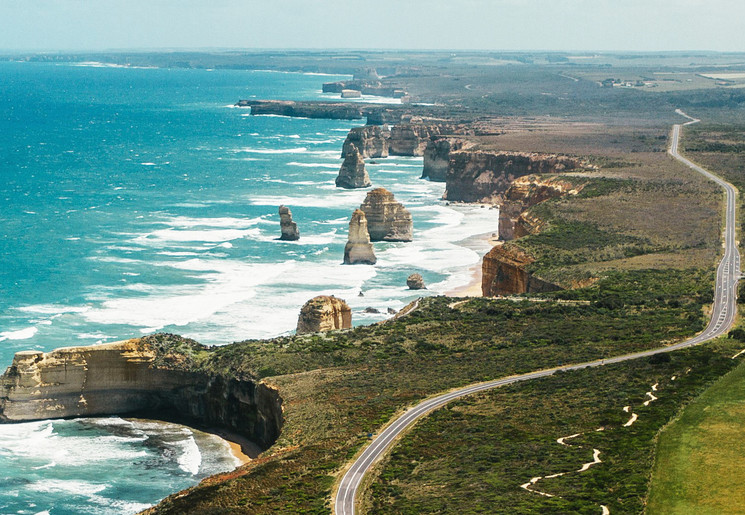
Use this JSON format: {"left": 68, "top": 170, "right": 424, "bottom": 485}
{"left": 207, "top": 428, "right": 263, "bottom": 465}
{"left": 446, "top": 231, "right": 500, "bottom": 297}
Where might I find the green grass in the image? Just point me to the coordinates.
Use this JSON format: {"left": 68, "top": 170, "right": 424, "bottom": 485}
{"left": 647, "top": 356, "right": 745, "bottom": 514}
{"left": 368, "top": 341, "right": 744, "bottom": 514}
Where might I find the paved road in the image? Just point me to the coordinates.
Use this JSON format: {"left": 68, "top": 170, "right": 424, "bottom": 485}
{"left": 334, "top": 112, "right": 741, "bottom": 515}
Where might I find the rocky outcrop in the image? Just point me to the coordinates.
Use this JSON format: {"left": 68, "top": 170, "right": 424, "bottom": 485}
{"left": 237, "top": 100, "right": 366, "bottom": 120}
{"left": 341, "top": 89, "right": 362, "bottom": 99}
{"left": 359, "top": 188, "right": 413, "bottom": 242}
{"left": 353, "top": 67, "right": 380, "bottom": 81}
{"left": 389, "top": 124, "right": 441, "bottom": 156}
{"left": 279, "top": 205, "right": 300, "bottom": 241}
{"left": 322, "top": 80, "right": 397, "bottom": 97}
{"left": 407, "top": 273, "right": 426, "bottom": 290}
{"left": 481, "top": 245, "right": 560, "bottom": 296}
{"left": 336, "top": 144, "right": 371, "bottom": 189}
{"left": 296, "top": 296, "right": 352, "bottom": 334}
{"left": 0, "top": 337, "right": 284, "bottom": 450}
{"left": 498, "top": 176, "right": 581, "bottom": 240}
{"left": 342, "top": 125, "right": 390, "bottom": 159}
{"left": 444, "top": 151, "right": 585, "bottom": 203}
{"left": 422, "top": 137, "right": 473, "bottom": 182}
{"left": 344, "top": 209, "right": 376, "bottom": 264}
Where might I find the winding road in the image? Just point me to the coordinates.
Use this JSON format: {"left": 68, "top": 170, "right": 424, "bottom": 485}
{"left": 334, "top": 111, "right": 741, "bottom": 515}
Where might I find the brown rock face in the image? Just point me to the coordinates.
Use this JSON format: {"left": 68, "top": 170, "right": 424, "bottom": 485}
{"left": 0, "top": 338, "right": 284, "bottom": 450}
{"left": 344, "top": 209, "right": 377, "bottom": 264}
{"left": 498, "top": 176, "right": 581, "bottom": 240}
{"left": 359, "top": 188, "right": 413, "bottom": 242}
{"left": 406, "top": 273, "right": 426, "bottom": 290}
{"left": 481, "top": 245, "right": 560, "bottom": 296}
{"left": 279, "top": 205, "right": 300, "bottom": 241}
{"left": 444, "top": 151, "right": 585, "bottom": 203}
{"left": 296, "top": 295, "right": 352, "bottom": 334}
{"left": 389, "top": 124, "right": 446, "bottom": 156}
{"left": 336, "top": 144, "right": 371, "bottom": 189}
{"left": 422, "top": 137, "right": 473, "bottom": 182}
{"left": 342, "top": 125, "right": 391, "bottom": 159}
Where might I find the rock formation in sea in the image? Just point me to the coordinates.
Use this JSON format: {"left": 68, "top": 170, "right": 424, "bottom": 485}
{"left": 237, "top": 99, "right": 366, "bottom": 120}
{"left": 336, "top": 144, "right": 372, "bottom": 189}
{"left": 497, "top": 176, "right": 581, "bottom": 240}
{"left": 278, "top": 205, "right": 300, "bottom": 241}
{"left": 406, "top": 273, "right": 426, "bottom": 290}
{"left": 341, "top": 125, "right": 391, "bottom": 159}
{"left": 481, "top": 244, "right": 560, "bottom": 296}
{"left": 296, "top": 296, "right": 352, "bottom": 334}
{"left": 343, "top": 209, "right": 377, "bottom": 264}
{"left": 388, "top": 124, "right": 445, "bottom": 156}
{"left": 341, "top": 89, "right": 362, "bottom": 98}
{"left": 0, "top": 335, "right": 284, "bottom": 450}
{"left": 422, "top": 137, "right": 473, "bottom": 182}
{"left": 359, "top": 188, "right": 413, "bottom": 242}
{"left": 444, "top": 150, "right": 585, "bottom": 203}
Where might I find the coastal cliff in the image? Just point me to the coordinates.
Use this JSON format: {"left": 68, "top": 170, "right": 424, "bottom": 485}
{"left": 0, "top": 336, "right": 284, "bottom": 450}
{"left": 341, "top": 125, "right": 390, "bottom": 159}
{"left": 237, "top": 100, "right": 366, "bottom": 120}
{"left": 422, "top": 137, "right": 473, "bottom": 182}
{"left": 498, "top": 176, "right": 582, "bottom": 240}
{"left": 481, "top": 245, "right": 560, "bottom": 296}
{"left": 388, "top": 124, "right": 460, "bottom": 156}
{"left": 444, "top": 151, "right": 585, "bottom": 203}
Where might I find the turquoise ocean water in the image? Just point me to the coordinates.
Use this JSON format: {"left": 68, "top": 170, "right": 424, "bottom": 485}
{"left": 0, "top": 61, "right": 497, "bottom": 513}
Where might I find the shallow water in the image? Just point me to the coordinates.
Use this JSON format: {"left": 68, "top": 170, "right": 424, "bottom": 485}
{"left": 0, "top": 61, "right": 498, "bottom": 513}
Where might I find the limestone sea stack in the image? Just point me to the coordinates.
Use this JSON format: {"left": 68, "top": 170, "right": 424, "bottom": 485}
{"left": 341, "top": 125, "right": 390, "bottom": 159}
{"left": 359, "top": 188, "right": 413, "bottom": 242}
{"left": 278, "top": 205, "right": 300, "bottom": 241}
{"left": 336, "top": 144, "right": 371, "bottom": 189}
{"left": 344, "top": 209, "right": 377, "bottom": 264}
{"left": 407, "top": 273, "right": 426, "bottom": 290}
{"left": 296, "top": 296, "right": 352, "bottom": 334}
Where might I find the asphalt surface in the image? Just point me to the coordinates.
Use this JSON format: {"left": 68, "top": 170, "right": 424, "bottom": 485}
{"left": 334, "top": 112, "right": 741, "bottom": 515}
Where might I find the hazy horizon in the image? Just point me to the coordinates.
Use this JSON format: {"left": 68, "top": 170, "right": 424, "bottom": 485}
{"left": 1, "top": 0, "right": 743, "bottom": 53}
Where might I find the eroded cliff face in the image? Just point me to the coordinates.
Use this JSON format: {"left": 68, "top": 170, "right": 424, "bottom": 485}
{"left": 359, "top": 188, "right": 413, "bottom": 242}
{"left": 481, "top": 245, "right": 560, "bottom": 297}
{"left": 444, "top": 151, "right": 585, "bottom": 203}
{"left": 388, "top": 124, "right": 456, "bottom": 156}
{"left": 498, "top": 176, "right": 582, "bottom": 240}
{"left": 422, "top": 137, "right": 473, "bottom": 182}
{"left": 336, "top": 144, "right": 371, "bottom": 189}
{"left": 341, "top": 125, "right": 390, "bottom": 159}
{"left": 0, "top": 338, "right": 283, "bottom": 450}
{"left": 344, "top": 209, "right": 377, "bottom": 264}
{"left": 296, "top": 296, "right": 352, "bottom": 334}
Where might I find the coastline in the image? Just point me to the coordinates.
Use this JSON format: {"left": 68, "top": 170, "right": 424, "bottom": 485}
{"left": 446, "top": 230, "right": 500, "bottom": 297}
{"left": 206, "top": 427, "right": 263, "bottom": 465}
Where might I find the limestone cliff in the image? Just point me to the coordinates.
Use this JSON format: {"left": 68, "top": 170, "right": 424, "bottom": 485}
{"left": 344, "top": 209, "right": 376, "bottom": 264}
{"left": 498, "top": 176, "right": 582, "bottom": 240}
{"left": 279, "top": 205, "right": 300, "bottom": 241}
{"left": 237, "top": 100, "right": 365, "bottom": 120}
{"left": 296, "top": 296, "right": 352, "bottom": 334}
{"left": 0, "top": 336, "right": 284, "bottom": 450}
{"left": 336, "top": 144, "right": 371, "bottom": 189}
{"left": 389, "top": 124, "right": 447, "bottom": 156}
{"left": 359, "top": 188, "right": 413, "bottom": 242}
{"left": 444, "top": 151, "right": 585, "bottom": 203}
{"left": 422, "top": 137, "right": 473, "bottom": 182}
{"left": 341, "top": 125, "right": 390, "bottom": 159}
{"left": 481, "top": 245, "right": 560, "bottom": 297}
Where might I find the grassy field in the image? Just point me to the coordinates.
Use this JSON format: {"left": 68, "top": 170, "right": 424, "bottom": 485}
{"left": 646, "top": 358, "right": 745, "bottom": 514}
{"left": 367, "top": 340, "right": 745, "bottom": 515}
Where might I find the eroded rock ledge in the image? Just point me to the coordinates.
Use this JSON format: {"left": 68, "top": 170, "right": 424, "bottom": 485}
{"left": 481, "top": 245, "right": 560, "bottom": 297}
{"left": 0, "top": 336, "right": 283, "bottom": 451}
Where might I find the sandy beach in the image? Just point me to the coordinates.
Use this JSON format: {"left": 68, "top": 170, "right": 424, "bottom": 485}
{"left": 207, "top": 428, "right": 263, "bottom": 465}
{"left": 446, "top": 230, "right": 500, "bottom": 297}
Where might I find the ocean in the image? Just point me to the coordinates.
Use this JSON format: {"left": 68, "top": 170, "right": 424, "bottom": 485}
{"left": 0, "top": 61, "right": 497, "bottom": 513}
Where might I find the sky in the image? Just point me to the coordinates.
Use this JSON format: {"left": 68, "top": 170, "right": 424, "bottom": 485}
{"left": 0, "top": 0, "right": 743, "bottom": 52}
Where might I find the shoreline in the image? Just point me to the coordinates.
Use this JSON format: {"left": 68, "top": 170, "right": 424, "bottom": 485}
{"left": 446, "top": 230, "right": 500, "bottom": 298}
{"left": 205, "top": 427, "right": 263, "bottom": 465}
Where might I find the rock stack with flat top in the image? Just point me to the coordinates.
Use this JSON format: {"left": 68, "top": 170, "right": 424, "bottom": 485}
{"left": 344, "top": 209, "right": 376, "bottom": 264}
{"left": 278, "top": 205, "right": 299, "bottom": 241}
{"left": 336, "top": 143, "right": 371, "bottom": 189}
{"left": 296, "top": 295, "right": 352, "bottom": 334}
{"left": 359, "top": 188, "right": 413, "bottom": 241}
